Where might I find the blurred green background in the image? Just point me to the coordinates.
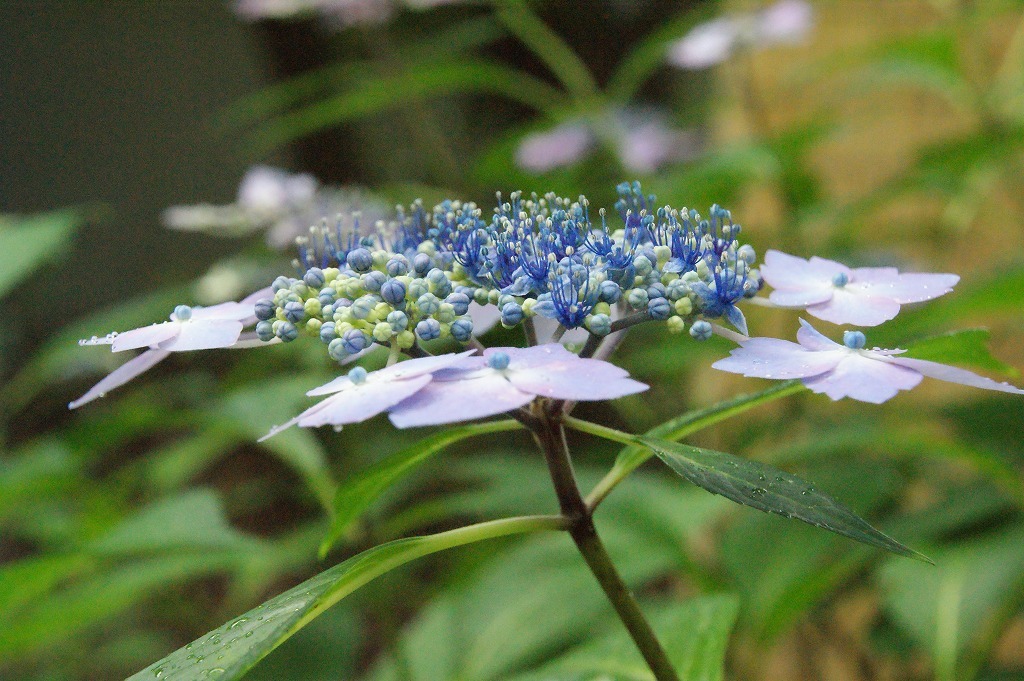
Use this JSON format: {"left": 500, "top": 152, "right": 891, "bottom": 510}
{"left": 2, "top": 1, "right": 1024, "bottom": 680}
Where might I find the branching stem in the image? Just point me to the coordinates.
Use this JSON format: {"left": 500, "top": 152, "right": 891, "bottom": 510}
{"left": 530, "top": 408, "right": 680, "bottom": 681}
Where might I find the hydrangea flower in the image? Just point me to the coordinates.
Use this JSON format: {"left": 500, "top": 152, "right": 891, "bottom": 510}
{"left": 515, "top": 110, "right": 700, "bottom": 174}
{"left": 164, "top": 166, "right": 387, "bottom": 248}
{"left": 68, "top": 289, "right": 270, "bottom": 409}
{"left": 667, "top": 0, "right": 812, "bottom": 70}
{"left": 388, "top": 344, "right": 647, "bottom": 428}
{"left": 759, "top": 250, "right": 960, "bottom": 326}
{"left": 260, "top": 351, "right": 476, "bottom": 439}
{"left": 712, "top": 319, "right": 1024, "bottom": 404}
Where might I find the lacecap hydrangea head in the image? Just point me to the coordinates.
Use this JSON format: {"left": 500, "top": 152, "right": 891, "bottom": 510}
{"left": 251, "top": 182, "right": 763, "bottom": 363}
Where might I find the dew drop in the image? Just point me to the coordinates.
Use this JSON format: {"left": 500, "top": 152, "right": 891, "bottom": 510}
{"left": 749, "top": 487, "right": 767, "bottom": 497}
{"left": 244, "top": 631, "right": 254, "bottom": 638}
{"left": 757, "top": 474, "right": 766, "bottom": 482}
{"left": 228, "top": 617, "right": 248, "bottom": 629}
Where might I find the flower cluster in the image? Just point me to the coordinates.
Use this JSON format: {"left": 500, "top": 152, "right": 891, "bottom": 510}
{"left": 71, "top": 181, "right": 1023, "bottom": 425}
{"left": 249, "top": 182, "right": 764, "bottom": 367}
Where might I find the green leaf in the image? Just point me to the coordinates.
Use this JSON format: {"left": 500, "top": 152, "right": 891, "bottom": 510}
{"left": 127, "top": 516, "right": 564, "bottom": 681}
{"left": 255, "top": 60, "right": 567, "bottom": 151}
{"left": 88, "top": 489, "right": 263, "bottom": 556}
{"left": 903, "top": 328, "right": 1018, "bottom": 377}
{"left": 637, "top": 436, "right": 928, "bottom": 562}
{"left": 507, "top": 595, "right": 739, "bottom": 681}
{"left": 878, "top": 520, "right": 1024, "bottom": 681}
{"left": 0, "top": 209, "right": 80, "bottom": 299}
{"left": 319, "top": 420, "right": 523, "bottom": 558}
{"left": 587, "top": 381, "right": 804, "bottom": 508}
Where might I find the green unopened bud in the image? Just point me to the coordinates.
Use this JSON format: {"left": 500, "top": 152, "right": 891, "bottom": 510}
{"left": 666, "top": 316, "right": 686, "bottom": 334}
{"left": 372, "top": 250, "right": 389, "bottom": 269}
{"left": 673, "top": 297, "right": 693, "bottom": 316}
{"left": 323, "top": 267, "right": 340, "bottom": 283}
{"left": 416, "top": 241, "right": 437, "bottom": 257}
{"left": 473, "top": 288, "right": 489, "bottom": 305}
{"left": 653, "top": 245, "right": 671, "bottom": 265}
{"left": 682, "top": 270, "right": 700, "bottom": 284}
{"left": 521, "top": 298, "right": 537, "bottom": 316}
{"left": 305, "top": 318, "right": 323, "bottom": 335}
{"left": 304, "top": 298, "right": 322, "bottom": 317}
{"left": 592, "top": 301, "right": 611, "bottom": 317}
{"left": 373, "top": 322, "right": 394, "bottom": 343}
{"left": 438, "top": 322, "right": 451, "bottom": 339}
{"left": 436, "top": 302, "right": 456, "bottom": 324}
{"left": 487, "top": 289, "right": 500, "bottom": 305}
{"left": 397, "top": 330, "right": 415, "bottom": 349}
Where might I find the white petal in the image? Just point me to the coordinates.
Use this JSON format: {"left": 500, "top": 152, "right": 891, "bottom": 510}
{"left": 802, "top": 354, "right": 921, "bottom": 403}
{"left": 111, "top": 323, "right": 181, "bottom": 352}
{"left": 159, "top": 319, "right": 244, "bottom": 351}
{"left": 68, "top": 350, "right": 171, "bottom": 409}
{"left": 889, "top": 357, "right": 1024, "bottom": 396}
{"left": 712, "top": 337, "right": 844, "bottom": 379}
{"left": 796, "top": 318, "right": 844, "bottom": 351}
{"left": 299, "top": 375, "right": 433, "bottom": 427}
{"left": 388, "top": 373, "right": 534, "bottom": 428}
{"left": 805, "top": 289, "right": 901, "bottom": 326}
{"left": 848, "top": 271, "right": 959, "bottom": 304}
{"left": 761, "top": 250, "right": 848, "bottom": 291}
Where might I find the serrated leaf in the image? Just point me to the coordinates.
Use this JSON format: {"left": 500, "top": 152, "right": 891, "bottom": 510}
{"left": 637, "top": 436, "right": 929, "bottom": 562}
{"left": 128, "top": 516, "right": 562, "bottom": 681}
{"left": 0, "top": 209, "right": 80, "bottom": 299}
{"left": 319, "top": 420, "right": 523, "bottom": 558}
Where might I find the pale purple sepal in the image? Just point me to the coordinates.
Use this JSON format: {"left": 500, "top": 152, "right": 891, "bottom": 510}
{"left": 468, "top": 302, "right": 501, "bottom": 337}
{"left": 307, "top": 350, "right": 475, "bottom": 396}
{"left": 515, "top": 124, "right": 594, "bottom": 173}
{"left": 713, "top": 319, "right": 1024, "bottom": 403}
{"left": 68, "top": 349, "right": 172, "bottom": 409}
{"left": 667, "top": 17, "right": 738, "bottom": 69}
{"left": 110, "top": 323, "right": 180, "bottom": 352}
{"left": 802, "top": 354, "right": 922, "bottom": 404}
{"left": 888, "top": 357, "right": 1024, "bottom": 396}
{"left": 761, "top": 250, "right": 959, "bottom": 326}
{"left": 388, "top": 372, "right": 535, "bottom": 429}
{"left": 160, "top": 320, "right": 246, "bottom": 352}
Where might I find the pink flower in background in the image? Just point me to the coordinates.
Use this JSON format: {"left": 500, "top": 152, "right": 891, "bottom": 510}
{"left": 668, "top": 0, "right": 813, "bottom": 70}
{"left": 515, "top": 124, "right": 595, "bottom": 174}
{"left": 389, "top": 344, "right": 647, "bottom": 428}
{"left": 760, "top": 250, "right": 960, "bottom": 326}
{"left": 712, "top": 319, "right": 1024, "bottom": 404}
{"left": 515, "top": 110, "right": 700, "bottom": 174}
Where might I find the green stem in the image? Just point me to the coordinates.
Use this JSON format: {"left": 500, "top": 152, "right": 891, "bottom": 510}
{"left": 565, "top": 381, "right": 805, "bottom": 509}
{"left": 386, "top": 341, "right": 403, "bottom": 367}
{"left": 493, "top": 0, "right": 601, "bottom": 105}
{"left": 533, "top": 413, "right": 680, "bottom": 681}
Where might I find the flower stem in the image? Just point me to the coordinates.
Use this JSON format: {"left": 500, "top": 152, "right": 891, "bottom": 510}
{"left": 532, "top": 410, "right": 680, "bottom": 681}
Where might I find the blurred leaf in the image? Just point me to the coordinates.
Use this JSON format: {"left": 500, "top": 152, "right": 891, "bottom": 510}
{"left": 507, "top": 595, "right": 739, "bottom": 681}
{"left": 0, "top": 439, "right": 80, "bottom": 522}
{"left": 255, "top": 60, "right": 568, "bottom": 151}
{"left": 0, "top": 553, "right": 241, "bottom": 660}
{"left": 88, "top": 489, "right": 263, "bottom": 556}
{"left": 878, "top": 521, "right": 1024, "bottom": 681}
{"left": 0, "top": 554, "right": 94, "bottom": 616}
{"left": 127, "top": 516, "right": 563, "bottom": 681}
{"left": 903, "top": 328, "right": 1018, "bottom": 377}
{"left": 220, "top": 14, "right": 505, "bottom": 128}
{"left": 721, "top": 459, "right": 903, "bottom": 641}
{"left": 217, "top": 374, "right": 337, "bottom": 511}
{"left": 8, "top": 284, "right": 191, "bottom": 411}
{"left": 319, "top": 419, "right": 523, "bottom": 558}
{"left": 638, "top": 435, "right": 927, "bottom": 561}
{"left": 0, "top": 209, "right": 80, "bottom": 299}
